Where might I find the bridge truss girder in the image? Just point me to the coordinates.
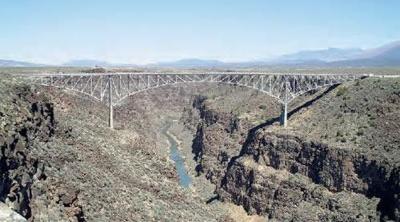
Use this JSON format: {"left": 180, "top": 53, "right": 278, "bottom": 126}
{"left": 32, "top": 72, "right": 365, "bottom": 128}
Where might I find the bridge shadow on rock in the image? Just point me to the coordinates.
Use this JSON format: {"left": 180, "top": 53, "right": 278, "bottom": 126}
{"left": 287, "top": 84, "right": 340, "bottom": 120}
{"left": 217, "top": 84, "right": 340, "bottom": 197}
{"left": 192, "top": 123, "right": 205, "bottom": 176}
{"left": 239, "top": 84, "right": 339, "bottom": 155}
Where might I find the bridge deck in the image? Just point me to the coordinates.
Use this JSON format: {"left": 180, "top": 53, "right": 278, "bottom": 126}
{"left": 23, "top": 72, "right": 399, "bottom": 129}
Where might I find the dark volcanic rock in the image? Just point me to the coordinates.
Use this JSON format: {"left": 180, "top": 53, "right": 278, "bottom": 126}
{"left": 219, "top": 156, "right": 379, "bottom": 221}
{"left": 188, "top": 91, "right": 400, "bottom": 221}
{"left": 218, "top": 131, "right": 400, "bottom": 221}
{"left": 0, "top": 95, "right": 54, "bottom": 219}
{"left": 0, "top": 81, "right": 85, "bottom": 221}
{"left": 190, "top": 95, "right": 246, "bottom": 185}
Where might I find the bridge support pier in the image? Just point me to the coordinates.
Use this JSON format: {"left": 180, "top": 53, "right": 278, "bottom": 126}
{"left": 280, "top": 102, "right": 288, "bottom": 127}
{"left": 280, "top": 81, "right": 289, "bottom": 128}
{"left": 108, "top": 75, "right": 114, "bottom": 129}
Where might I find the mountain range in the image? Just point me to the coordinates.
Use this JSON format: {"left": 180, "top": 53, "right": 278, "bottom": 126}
{"left": 0, "top": 59, "right": 45, "bottom": 67}
{"left": 1, "top": 41, "right": 400, "bottom": 68}
{"left": 274, "top": 48, "right": 364, "bottom": 63}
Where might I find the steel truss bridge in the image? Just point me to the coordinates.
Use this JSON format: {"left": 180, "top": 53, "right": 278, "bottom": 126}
{"left": 29, "top": 72, "right": 369, "bottom": 128}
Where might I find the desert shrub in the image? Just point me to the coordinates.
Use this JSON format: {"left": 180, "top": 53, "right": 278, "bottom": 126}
{"left": 368, "top": 120, "right": 377, "bottom": 128}
{"left": 82, "top": 67, "right": 106, "bottom": 73}
{"left": 336, "top": 86, "right": 348, "bottom": 97}
{"left": 259, "top": 104, "right": 267, "bottom": 110}
{"left": 356, "top": 128, "right": 364, "bottom": 136}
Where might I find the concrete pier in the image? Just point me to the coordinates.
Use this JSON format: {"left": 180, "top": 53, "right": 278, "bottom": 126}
{"left": 280, "top": 102, "right": 288, "bottom": 127}
{"left": 108, "top": 75, "right": 113, "bottom": 129}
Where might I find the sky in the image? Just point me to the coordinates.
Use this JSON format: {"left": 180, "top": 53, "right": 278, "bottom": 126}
{"left": 1, "top": 0, "right": 400, "bottom": 65}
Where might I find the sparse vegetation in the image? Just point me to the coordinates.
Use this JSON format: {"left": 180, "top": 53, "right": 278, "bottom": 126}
{"left": 1, "top": 69, "right": 400, "bottom": 221}
{"left": 357, "top": 128, "right": 364, "bottom": 136}
{"left": 182, "top": 75, "right": 400, "bottom": 221}
{"left": 336, "top": 86, "right": 348, "bottom": 97}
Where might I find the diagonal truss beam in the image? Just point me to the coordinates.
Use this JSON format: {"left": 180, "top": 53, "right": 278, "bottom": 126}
{"left": 28, "top": 72, "right": 369, "bottom": 128}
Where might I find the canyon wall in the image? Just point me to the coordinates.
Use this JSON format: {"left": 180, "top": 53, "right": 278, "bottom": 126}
{"left": 187, "top": 91, "right": 400, "bottom": 221}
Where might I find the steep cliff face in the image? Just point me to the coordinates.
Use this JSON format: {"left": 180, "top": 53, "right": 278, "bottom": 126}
{"left": 219, "top": 132, "right": 399, "bottom": 221}
{"left": 219, "top": 156, "right": 379, "bottom": 221}
{"left": 190, "top": 95, "right": 246, "bottom": 185}
{"left": 189, "top": 98, "right": 380, "bottom": 221}
{"left": 0, "top": 81, "right": 84, "bottom": 221}
{"left": 187, "top": 78, "right": 400, "bottom": 221}
{"left": 240, "top": 133, "right": 400, "bottom": 197}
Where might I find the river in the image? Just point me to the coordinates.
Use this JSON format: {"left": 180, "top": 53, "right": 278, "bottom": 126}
{"left": 161, "top": 122, "right": 192, "bottom": 188}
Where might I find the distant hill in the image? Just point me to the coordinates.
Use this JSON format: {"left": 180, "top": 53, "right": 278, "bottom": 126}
{"left": 150, "top": 41, "right": 400, "bottom": 68}
{"left": 62, "top": 59, "right": 138, "bottom": 68}
{"left": 0, "top": 59, "right": 44, "bottom": 67}
{"left": 276, "top": 48, "right": 364, "bottom": 63}
{"left": 152, "top": 59, "right": 226, "bottom": 68}
{"left": 330, "top": 41, "right": 400, "bottom": 67}
{"left": 357, "top": 41, "right": 400, "bottom": 59}
{"left": 62, "top": 60, "right": 112, "bottom": 67}
{"left": 2, "top": 41, "right": 400, "bottom": 69}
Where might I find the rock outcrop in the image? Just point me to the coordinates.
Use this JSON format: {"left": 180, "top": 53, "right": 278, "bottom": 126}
{"left": 0, "top": 83, "right": 84, "bottom": 221}
{"left": 187, "top": 92, "right": 400, "bottom": 221}
{"left": 219, "top": 132, "right": 400, "bottom": 221}
{"left": 190, "top": 95, "right": 246, "bottom": 185}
